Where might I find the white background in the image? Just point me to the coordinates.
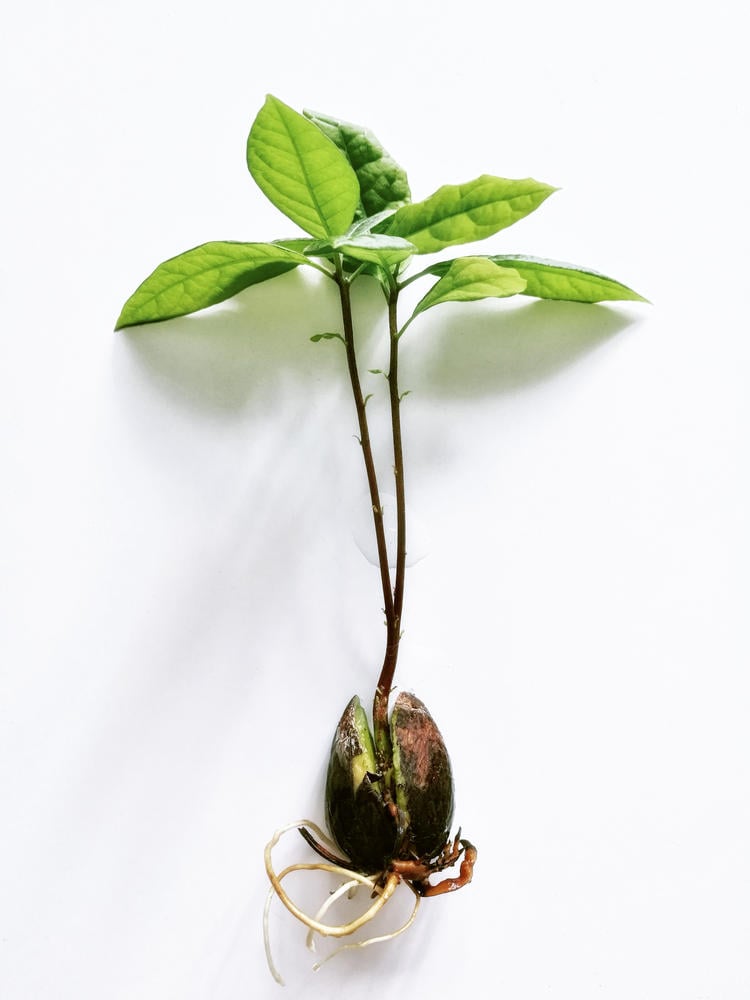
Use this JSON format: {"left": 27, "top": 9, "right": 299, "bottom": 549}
{"left": 2, "top": 1, "right": 748, "bottom": 998}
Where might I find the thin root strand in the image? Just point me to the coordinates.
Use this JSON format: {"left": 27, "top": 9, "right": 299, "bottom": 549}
{"left": 263, "top": 820, "right": 402, "bottom": 985}
{"left": 312, "top": 883, "right": 421, "bottom": 972}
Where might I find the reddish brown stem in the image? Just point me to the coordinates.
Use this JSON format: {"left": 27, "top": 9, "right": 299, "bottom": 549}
{"left": 372, "top": 286, "right": 406, "bottom": 773}
{"left": 336, "top": 263, "right": 407, "bottom": 781}
{"left": 336, "top": 268, "right": 394, "bottom": 632}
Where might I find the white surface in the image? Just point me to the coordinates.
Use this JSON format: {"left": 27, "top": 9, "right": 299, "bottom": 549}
{"left": 2, "top": 2, "right": 748, "bottom": 998}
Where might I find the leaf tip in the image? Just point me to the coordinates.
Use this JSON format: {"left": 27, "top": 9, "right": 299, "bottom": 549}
{"left": 114, "top": 307, "right": 130, "bottom": 331}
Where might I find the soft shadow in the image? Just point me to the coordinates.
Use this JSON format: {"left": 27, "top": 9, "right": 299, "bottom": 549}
{"left": 405, "top": 298, "right": 637, "bottom": 400}
{"left": 118, "top": 270, "right": 385, "bottom": 414}
{"left": 118, "top": 271, "right": 638, "bottom": 414}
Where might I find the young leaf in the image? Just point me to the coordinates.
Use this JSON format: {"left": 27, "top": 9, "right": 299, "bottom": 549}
{"left": 304, "top": 109, "right": 411, "bottom": 219}
{"left": 272, "top": 237, "right": 317, "bottom": 253}
{"left": 336, "top": 234, "right": 416, "bottom": 267}
{"left": 411, "top": 257, "right": 527, "bottom": 320}
{"left": 247, "top": 95, "right": 359, "bottom": 239}
{"left": 306, "top": 233, "right": 416, "bottom": 268}
{"left": 383, "top": 175, "right": 557, "bottom": 254}
{"left": 310, "top": 332, "right": 344, "bottom": 343}
{"left": 115, "top": 241, "right": 310, "bottom": 329}
{"left": 346, "top": 209, "right": 398, "bottom": 237}
{"left": 424, "top": 254, "right": 648, "bottom": 303}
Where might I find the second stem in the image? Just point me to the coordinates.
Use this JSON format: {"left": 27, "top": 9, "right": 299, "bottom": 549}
{"left": 337, "top": 265, "right": 407, "bottom": 778}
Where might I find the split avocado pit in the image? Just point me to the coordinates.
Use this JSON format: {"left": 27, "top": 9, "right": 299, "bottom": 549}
{"left": 263, "top": 692, "right": 477, "bottom": 983}
{"left": 327, "top": 693, "right": 461, "bottom": 879}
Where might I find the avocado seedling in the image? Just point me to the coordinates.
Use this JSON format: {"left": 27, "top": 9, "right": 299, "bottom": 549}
{"left": 117, "top": 94, "right": 646, "bottom": 982}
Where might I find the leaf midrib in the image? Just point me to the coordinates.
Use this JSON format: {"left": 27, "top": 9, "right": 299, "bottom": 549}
{"left": 130, "top": 249, "right": 299, "bottom": 307}
{"left": 273, "top": 109, "right": 333, "bottom": 236}
{"left": 395, "top": 180, "right": 547, "bottom": 242}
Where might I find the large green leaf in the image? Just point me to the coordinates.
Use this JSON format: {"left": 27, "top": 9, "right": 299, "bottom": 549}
{"left": 384, "top": 175, "right": 557, "bottom": 254}
{"left": 423, "top": 254, "right": 648, "bottom": 303}
{"left": 247, "top": 95, "right": 359, "bottom": 238}
{"left": 115, "top": 241, "right": 310, "bottom": 329}
{"left": 411, "top": 257, "right": 527, "bottom": 319}
{"left": 304, "top": 109, "right": 411, "bottom": 219}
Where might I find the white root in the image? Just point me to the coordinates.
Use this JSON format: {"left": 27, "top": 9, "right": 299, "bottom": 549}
{"left": 264, "top": 821, "right": 398, "bottom": 938}
{"left": 263, "top": 819, "right": 420, "bottom": 985}
{"left": 306, "top": 879, "right": 364, "bottom": 953}
{"left": 311, "top": 884, "right": 422, "bottom": 972}
{"left": 263, "top": 883, "right": 286, "bottom": 986}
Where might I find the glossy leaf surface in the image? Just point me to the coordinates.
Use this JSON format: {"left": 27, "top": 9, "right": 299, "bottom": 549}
{"left": 306, "top": 232, "right": 416, "bottom": 267}
{"left": 247, "top": 95, "right": 359, "bottom": 238}
{"left": 425, "top": 254, "right": 647, "bottom": 303}
{"left": 115, "top": 242, "right": 310, "bottom": 329}
{"left": 304, "top": 109, "right": 411, "bottom": 218}
{"left": 272, "top": 237, "right": 316, "bottom": 253}
{"left": 412, "top": 257, "right": 526, "bottom": 319}
{"left": 384, "top": 175, "right": 557, "bottom": 254}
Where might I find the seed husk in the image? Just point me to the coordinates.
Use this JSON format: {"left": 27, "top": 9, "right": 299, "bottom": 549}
{"left": 390, "top": 691, "right": 454, "bottom": 862}
{"left": 325, "top": 695, "right": 399, "bottom": 873}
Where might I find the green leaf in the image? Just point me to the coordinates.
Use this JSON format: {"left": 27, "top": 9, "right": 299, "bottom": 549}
{"left": 337, "top": 234, "right": 416, "bottom": 267}
{"left": 383, "top": 175, "right": 557, "bottom": 254}
{"left": 115, "top": 241, "right": 311, "bottom": 329}
{"left": 346, "top": 209, "right": 398, "bottom": 237}
{"left": 425, "top": 254, "right": 648, "bottom": 303}
{"left": 490, "top": 255, "right": 649, "bottom": 302}
{"left": 302, "top": 210, "right": 416, "bottom": 271}
{"left": 273, "top": 237, "right": 317, "bottom": 253}
{"left": 247, "top": 95, "right": 359, "bottom": 238}
{"left": 411, "top": 257, "right": 527, "bottom": 319}
{"left": 306, "top": 232, "right": 416, "bottom": 268}
{"left": 303, "top": 109, "right": 411, "bottom": 219}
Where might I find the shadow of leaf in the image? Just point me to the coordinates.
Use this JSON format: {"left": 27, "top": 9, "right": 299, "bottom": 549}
{"left": 118, "top": 270, "right": 384, "bottom": 414}
{"left": 118, "top": 270, "right": 638, "bottom": 417}
{"left": 404, "top": 298, "right": 637, "bottom": 400}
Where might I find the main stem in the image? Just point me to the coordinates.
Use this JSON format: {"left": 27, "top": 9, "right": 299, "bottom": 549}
{"left": 335, "top": 264, "right": 407, "bottom": 776}
{"left": 336, "top": 269, "right": 394, "bottom": 630}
